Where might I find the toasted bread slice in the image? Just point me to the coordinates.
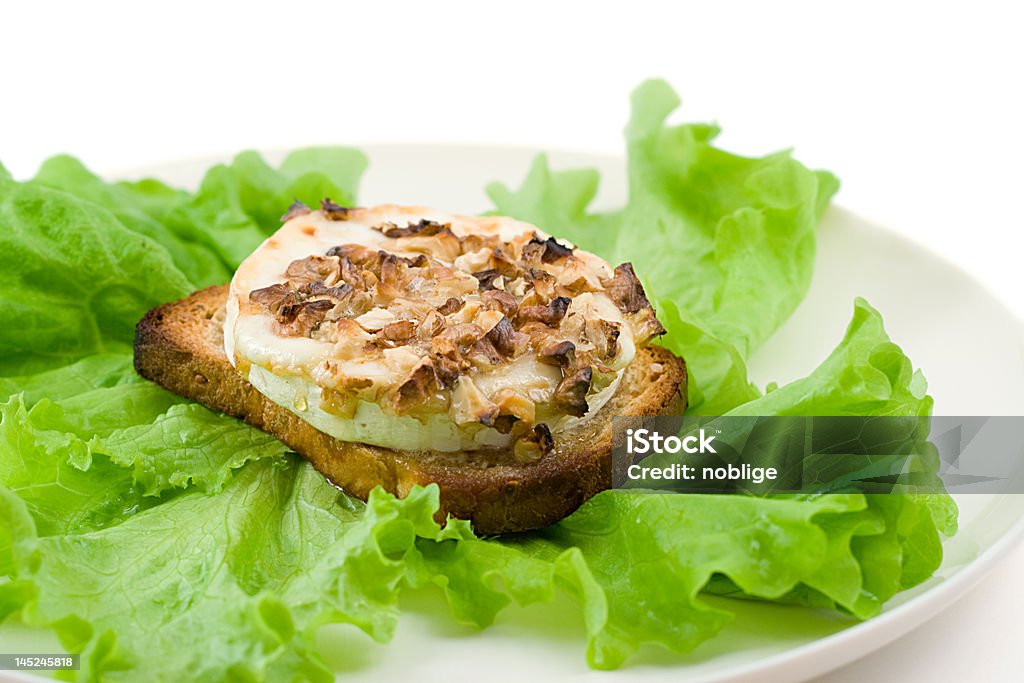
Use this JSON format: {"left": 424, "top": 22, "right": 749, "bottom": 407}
{"left": 134, "top": 285, "right": 687, "bottom": 534}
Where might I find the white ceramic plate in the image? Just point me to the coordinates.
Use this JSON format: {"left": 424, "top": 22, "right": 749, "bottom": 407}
{"left": 3, "top": 145, "right": 1023, "bottom": 683}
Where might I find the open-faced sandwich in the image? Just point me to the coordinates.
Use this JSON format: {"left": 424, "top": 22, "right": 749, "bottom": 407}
{"left": 134, "top": 201, "right": 686, "bottom": 533}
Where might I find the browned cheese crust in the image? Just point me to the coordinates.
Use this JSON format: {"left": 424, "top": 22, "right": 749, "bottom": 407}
{"left": 134, "top": 285, "right": 687, "bottom": 534}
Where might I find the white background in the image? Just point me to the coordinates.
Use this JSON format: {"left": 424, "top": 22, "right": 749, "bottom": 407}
{"left": 1, "top": 2, "right": 1022, "bottom": 681}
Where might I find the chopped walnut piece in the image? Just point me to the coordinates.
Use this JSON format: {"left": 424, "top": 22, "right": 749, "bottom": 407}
{"left": 380, "top": 320, "right": 417, "bottom": 342}
{"left": 526, "top": 268, "right": 557, "bottom": 301}
{"left": 417, "top": 310, "right": 446, "bottom": 340}
{"left": 537, "top": 340, "right": 576, "bottom": 368}
{"left": 285, "top": 255, "right": 340, "bottom": 286}
{"left": 578, "top": 353, "right": 615, "bottom": 377}
{"left": 517, "top": 296, "right": 570, "bottom": 327}
{"left": 603, "top": 263, "right": 652, "bottom": 314}
{"left": 409, "top": 232, "right": 462, "bottom": 262}
{"left": 432, "top": 354, "right": 462, "bottom": 389}
{"left": 491, "top": 415, "right": 519, "bottom": 435}
{"left": 595, "top": 263, "right": 666, "bottom": 343}
{"left": 458, "top": 233, "right": 501, "bottom": 254}
{"left": 443, "top": 299, "right": 481, "bottom": 325}
{"left": 249, "top": 283, "right": 302, "bottom": 315}
{"left": 557, "top": 256, "right": 603, "bottom": 293}
{"left": 513, "top": 424, "right": 554, "bottom": 462}
{"left": 331, "top": 320, "right": 372, "bottom": 359}
{"left": 472, "top": 269, "right": 502, "bottom": 291}
{"left": 393, "top": 296, "right": 435, "bottom": 317}
{"left": 516, "top": 320, "right": 556, "bottom": 341}
{"left": 553, "top": 365, "right": 593, "bottom": 417}
{"left": 449, "top": 376, "right": 499, "bottom": 426}
{"left": 398, "top": 253, "right": 430, "bottom": 268}
{"left": 320, "top": 372, "right": 376, "bottom": 416}
{"left": 493, "top": 388, "right": 536, "bottom": 423}
{"left": 328, "top": 289, "right": 373, "bottom": 320}
{"left": 428, "top": 263, "right": 480, "bottom": 302}
{"left": 473, "top": 309, "right": 506, "bottom": 336}
{"left": 481, "top": 290, "right": 518, "bottom": 318}
{"left": 326, "top": 369, "right": 375, "bottom": 394}
{"left": 520, "top": 241, "right": 544, "bottom": 266}
{"left": 380, "top": 221, "right": 462, "bottom": 261}
{"left": 506, "top": 276, "right": 528, "bottom": 298}
{"left": 379, "top": 218, "right": 448, "bottom": 238}
{"left": 404, "top": 275, "right": 427, "bottom": 296}
{"left": 468, "top": 331, "right": 528, "bottom": 367}
{"left": 442, "top": 322, "right": 485, "bottom": 347}
{"left": 437, "top": 297, "right": 465, "bottom": 315}
{"left": 321, "top": 198, "right": 350, "bottom": 220}
{"left": 326, "top": 243, "right": 378, "bottom": 267}
{"left": 632, "top": 308, "right": 666, "bottom": 343}
{"left": 491, "top": 247, "right": 522, "bottom": 278}
{"left": 274, "top": 299, "right": 335, "bottom": 337}
{"left": 431, "top": 335, "right": 460, "bottom": 362}
{"left": 393, "top": 362, "right": 438, "bottom": 413}
{"left": 453, "top": 247, "right": 492, "bottom": 274}
{"left": 584, "top": 318, "right": 621, "bottom": 359}
{"left": 338, "top": 256, "right": 375, "bottom": 290}
{"left": 468, "top": 337, "right": 503, "bottom": 366}
{"left": 377, "top": 253, "right": 406, "bottom": 300}
{"left": 522, "top": 235, "right": 574, "bottom": 265}
{"left": 306, "top": 280, "right": 354, "bottom": 301}
{"left": 484, "top": 317, "right": 528, "bottom": 358}
{"left": 354, "top": 307, "right": 397, "bottom": 332}
{"left": 542, "top": 237, "right": 574, "bottom": 261}
{"left": 281, "top": 200, "right": 312, "bottom": 222}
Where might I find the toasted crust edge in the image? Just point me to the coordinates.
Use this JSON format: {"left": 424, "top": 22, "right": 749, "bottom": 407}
{"left": 134, "top": 285, "right": 687, "bottom": 534}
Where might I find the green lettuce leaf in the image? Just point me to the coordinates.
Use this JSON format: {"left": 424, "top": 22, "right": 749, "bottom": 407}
{"left": 486, "top": 155, "right": 622, "bottom": 257}
{"left": 164, "top": 148, "right": 368, "bottom": 269}
{"left": 0, "top": 179, "right": 194, "bottom": 375}
{"left": 489, "top": 80, "right": 839, "bottom": 413}
{"left": 0, "top": 462, "right": 457, "bottom": 682}
{"left": 95, "top": 402, "right": 289, "bottom": 495}
{"left": 0, "top": 354, "right": 288, "bottom": 543}
{"left": 0, "top": 394, "right": 148, "bottom": 537}
{"left": 0, "top": 353, "right": 141, "bottom": 406}
{"left": 33, "top": 156, "right": 229, "bottom": 288}
{"left": 29, "top": 148, "right": 368, "bottom": 289}
{"left": 0, "top": 147, "right": 367, "bottom": 376}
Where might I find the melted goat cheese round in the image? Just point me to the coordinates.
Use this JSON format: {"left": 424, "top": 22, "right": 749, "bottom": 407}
{"left": 224, "top": 204, "right": 656, "bottom": 454}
